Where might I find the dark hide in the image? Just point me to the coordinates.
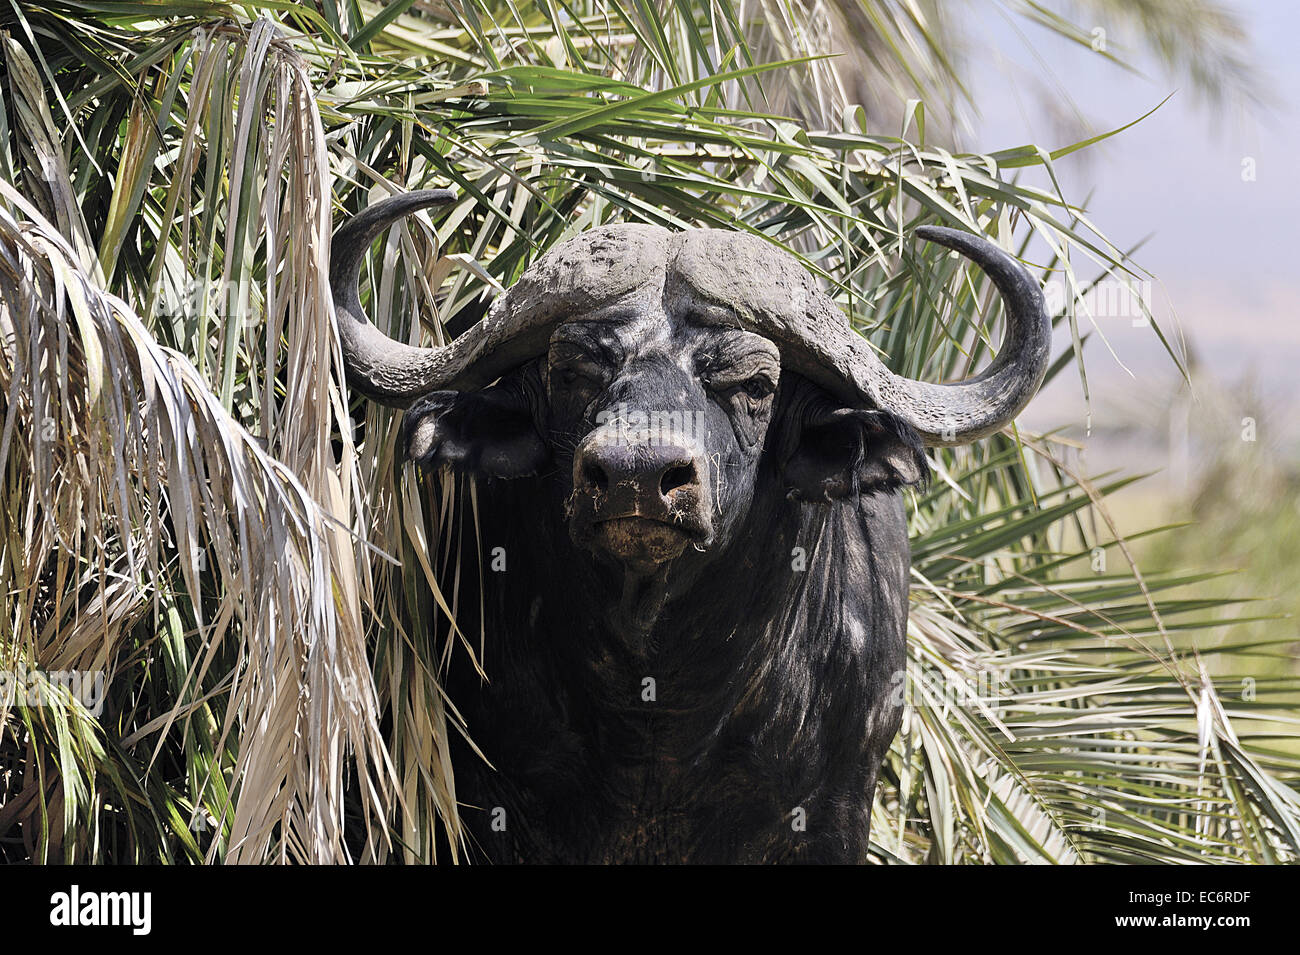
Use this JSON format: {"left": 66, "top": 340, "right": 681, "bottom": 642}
{"left": 413, "top": 340, "right": 924, "bottom": 862}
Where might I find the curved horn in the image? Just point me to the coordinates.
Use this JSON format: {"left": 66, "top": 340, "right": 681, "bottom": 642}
{"left": 330, "top": 189, "right": 457, "bottom": 406}
{"left": 334, "top": 194, "right": 1049, "bottom": 444}
{"left": 869, "top": 225, "right": 1052, "bottom": 446}
{"left": 330, "top": 190, "right": 671, "bottom": 407}
{"left": 671, "top": 225, "right": 1050, "bottom": 447}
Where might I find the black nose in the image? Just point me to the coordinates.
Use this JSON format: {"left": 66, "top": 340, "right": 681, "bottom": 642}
{"left": 576, "top": 442, "right": 704, "bottom": 508}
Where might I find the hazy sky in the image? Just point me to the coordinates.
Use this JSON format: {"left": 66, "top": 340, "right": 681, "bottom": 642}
{"left": 953, "top": 1, "right": 1298, "bottom": 444}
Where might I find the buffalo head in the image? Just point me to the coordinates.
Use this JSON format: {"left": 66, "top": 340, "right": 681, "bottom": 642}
{"left": 329, "top": 190, "right": 1049, "bottom": 631}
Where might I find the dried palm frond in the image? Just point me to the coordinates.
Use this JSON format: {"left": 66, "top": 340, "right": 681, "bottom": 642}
{"left": 0, "top": 181, "right": 389, "bottom": 864}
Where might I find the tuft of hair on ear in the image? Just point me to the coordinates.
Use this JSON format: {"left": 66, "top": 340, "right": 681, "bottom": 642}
{"left": 400, "top": 392, "right": 455, "bottom": 469}
{"left": 399, "top": 383, "right": 551, "bottom": 480}
{"left": 860, "top": 410, "right": 929, "bottom": 493}
{"left": 780, "top": 405, "right": 930, "bottom": 502}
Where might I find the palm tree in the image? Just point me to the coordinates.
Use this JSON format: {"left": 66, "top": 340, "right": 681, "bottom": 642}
{"left": 0, "top": 0, "right": 1294, "bottom": 864}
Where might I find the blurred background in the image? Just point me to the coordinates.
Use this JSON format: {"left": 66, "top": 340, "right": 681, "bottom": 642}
{"left": 961, "top": 1, "right": 1299, "bottom": 673}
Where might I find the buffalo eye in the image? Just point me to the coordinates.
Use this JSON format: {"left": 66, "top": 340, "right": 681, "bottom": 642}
{"left": 550, "top": 362, "right": 604, "bottom": 397}
{"left": 548, "top": 348, "right": 606, "bottom": 393}
{"left": 707, "top": 369, "right": 778, "bottom": 451}
{"left": 709, "top": 372, "right": 775, "bottom": 404}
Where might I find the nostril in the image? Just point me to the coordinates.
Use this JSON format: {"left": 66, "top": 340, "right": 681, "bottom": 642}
{"left": 660, "top": 464, "right": 697, "bottom": 497}
{"left": 582, "top": 460, "right": 609, "bottom": 493}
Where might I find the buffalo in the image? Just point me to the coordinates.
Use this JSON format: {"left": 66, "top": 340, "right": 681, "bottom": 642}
{"left": 330, "top": 190, "right": 1049, "bottom": 863}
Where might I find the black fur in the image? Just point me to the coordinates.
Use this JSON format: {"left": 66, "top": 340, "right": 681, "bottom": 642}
{"left": 412, "top": 350, "right": 923, "bottom": 863}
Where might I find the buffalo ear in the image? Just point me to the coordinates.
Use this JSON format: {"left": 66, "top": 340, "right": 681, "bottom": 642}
{"left": 782, "top": 407, "right": 927, "bottom": 500}
{"left": 402, "top": 381, "right": 549, "bottom": 479}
